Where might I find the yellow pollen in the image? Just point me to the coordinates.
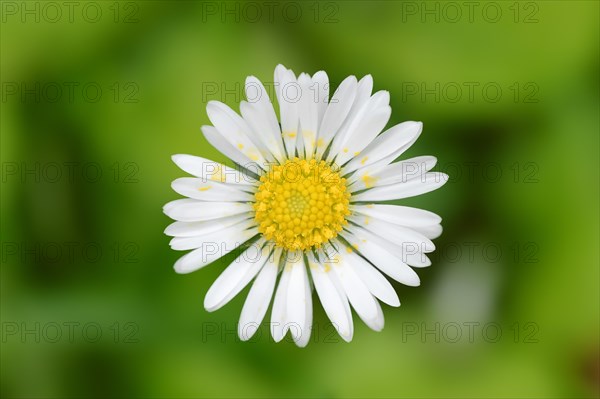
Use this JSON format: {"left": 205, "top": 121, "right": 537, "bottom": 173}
{"left": 210, "top": 165, "right": 226, "bottom": 182}
{"left": 253, "top": 157, "right": 351, "bottom": 251}
{"left": 361, "top": 173, "right": 378, "bottom": 189}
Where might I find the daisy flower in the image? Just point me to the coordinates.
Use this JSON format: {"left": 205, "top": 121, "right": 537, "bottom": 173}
{"left": 164, "top": 65, "right": 448, "bottom": 346}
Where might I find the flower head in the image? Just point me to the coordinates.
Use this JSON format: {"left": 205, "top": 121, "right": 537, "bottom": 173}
{"left": 164, "top": 65, "right": 448, "bottom": 346}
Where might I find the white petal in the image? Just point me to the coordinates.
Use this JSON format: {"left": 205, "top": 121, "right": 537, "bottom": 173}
{"left": 274, "top": 65, "right": 300, "bottom": 158}
{"left": 273, "top": 64, "right": 286, "bottom": 104}
{"left": 413, "top": 224, "right": 443, "bottom": 240}
{"left": 171, "top": 178, "right": 254, "bottom": 202}
{"left": 350, "top": 206, "right": 443, "bottom": 259}
{"left": 239, "top": 100, "right": 285, "bottom": 164}
{"left": 341, "top": 229, "right": 421, "bottom": 286}
{"left": 349, "top": 156, "right": 437, "bottom": 191}
{"left": 171, "top": 154, "right": 256, "bottom": 185}
{"left": 164, "top": 214, "right": 251, "bottom": 237}
{"left": 286, "top": 255, "right": 312, "bottom": 347}
{"left": 349, "top": 215, "right": 435, "bottom": 253}
{"left": 201, "top": 125, "right": 263, "bottom": 173}
{"left": 373, "top": 236, "right": 433, "bottom": 269}
{"left": 351, "top": 204, "right": 442, "bottom": 227}
{"left": 163, "top": 199, "right": 252, "bottom": 222}
{"left": 297, "top": 73, "right": 319, "bottom": 157}
{"left": 351, "top": 172, "right": 449, "bottom": 202}
{"left": 270, "top": 254, "right": 292, "bottom": 342}
{"left": 204, "top": 240, "right": 269, "bottom": 312}
{"left": 312, "top": 70, "right": 329, "bottom": 129}
{"left": 169, "top": 219, "right": 256, "bottom": 250}
{"left": 330, "top": 245, "right": 382, "bottom": 331}
{"left": 366, "top": 299, "right": 385, "bottom": 332}
{"left": 345, "top": 250, "right": 400, "bottom": 307}
{"left": 330, "top": 91, "right": 391, "bottom": 165}
{"left": 308, "top": 255, "right": 353, "bottom": 342}
{"left": 238, "top": 248, "right": 282, "bottom": 341}
{"left": 342, "top": 121, "right": 423, "bottom": 174}
{"left": 404, "top": 252, "right": 432, "bottom": 268}
{"left": 206, "top": 101, "right": 268, "bottom": 165}
{"left": 238, "top": 101, "right": 278, "bottom": 163}
{"left": 295, "top": 116, "right": 306, "bottom": 158}
{"left": 315, "top": 76, "right": 358, "bottom": 159}
{"left": 295, "top": 270, "right": 313, "bottom": 347}
{"left": 353, "top": 75, "right": 374, "bottom": 112}
{"left": 172, "top": 227, "right": 258, "bottom": 274}
{"left": 244, "top": 76, "right": 285, "bottom": 161}
{"left": 326, "top": 75, "right": 374, "bottom": 161}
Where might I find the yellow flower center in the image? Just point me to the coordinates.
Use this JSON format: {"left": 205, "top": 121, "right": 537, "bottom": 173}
{"left": 253, "top": 158, "right": 351, "bottom": 251}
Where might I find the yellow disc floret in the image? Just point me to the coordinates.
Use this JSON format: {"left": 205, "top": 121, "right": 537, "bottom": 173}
{"left": 253, "top": 158, "right": 351, "bottom": 251}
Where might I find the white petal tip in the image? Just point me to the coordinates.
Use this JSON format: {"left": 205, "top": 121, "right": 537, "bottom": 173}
{"left": 294, "top": 337, "right": 310, "bottom": 348}
{"left": 427, "top": 224, "right": 443, "bottom": 240}
{"left": 408, "top": 121, "right": 423, "bottom": 131}
{"left": 238, "top": 324, "right": 259, "bottom": 341}
{"left": 384, "top": 296, "right": 401, "bottom": 307}
{"left": 173, "top": 259, "right": 197, "bottom": 274}
{"left": 271, "top": 333, "right": 284, "bottom": 343}
{"left": 408, "top": 280, "right": 421, "bottom": 287}
{"left": 336, "top": 328, "right": 353, "bottom": 342}
{"left": 367, "top": 318, "right": 385, "bottom": 332}
{"left": 171, "top": 154, "right": 186, "bottom": 164}
{"left": 203, "top": 304, "right": 218, "bottom": 313}
{"left": 340, "top": 334, "right": 353, "bottom": 343}
{"left": 173, "top": 264, "right": 190, "bottom": 274}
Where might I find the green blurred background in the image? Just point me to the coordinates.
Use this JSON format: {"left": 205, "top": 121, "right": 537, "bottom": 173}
{"left": 1, "top": 1, "right": 598, "bottom": 398}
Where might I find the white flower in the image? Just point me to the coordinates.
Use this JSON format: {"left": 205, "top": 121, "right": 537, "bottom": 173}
{"left": 164, "top": 65, "right": 448, "bottom": 346}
